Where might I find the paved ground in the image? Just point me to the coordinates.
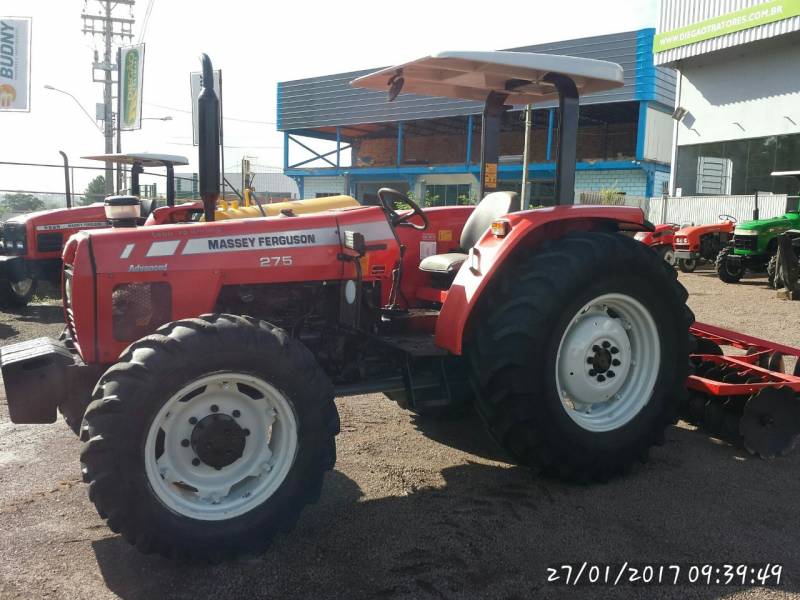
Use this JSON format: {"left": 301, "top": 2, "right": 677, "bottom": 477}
{"left": 1, "top": 268, "right": 799, "bottom": 600}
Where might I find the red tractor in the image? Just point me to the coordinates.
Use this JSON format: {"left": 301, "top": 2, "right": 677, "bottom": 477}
{"left": 0, "top": 152, "right": 188, "bottom": 308}
{"left": 672, "top": 215, "right": 736, "bottom": 273}
{"left": 634, "top": 223, "right": 680, "bottom": 266}
{"left": 1, "top": 53, "right": 797, "bottom": 561}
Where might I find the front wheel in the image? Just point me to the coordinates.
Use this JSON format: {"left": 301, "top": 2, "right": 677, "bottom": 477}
{"left": 0, "top": 275, "right": 36, "bottom": 309}
{"left": 468, "top": 232, "right": 692, "bottom": 482}
{"left": 656, "top": 245, "right": 676, "bottom": 267}
{"left": 677, "top": 258, "right": 697, "bottom": 273}
{"left": 80, "top": 314, "right": 339, "bottom": 560}
{"left": 715, "top": 247, "right": 744, "bottom": 283}
{"left": 767, "top": 255, "right": 782, "bottom": 289}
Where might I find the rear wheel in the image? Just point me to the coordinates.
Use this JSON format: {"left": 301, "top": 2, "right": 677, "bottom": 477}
{"left": 80, "top": 314, "right": 339, "bottom": 560}
{"left": 677, "top": 258, "right": 697, "bottom": 273}
{"left": 0, "top": 275, "right": 36, "bottom": 309}
{"left": 715, "top": 247, "right": 743, "bottom": 283}
{"left": 468, "top": 232, "right": 692, "bottom": 482}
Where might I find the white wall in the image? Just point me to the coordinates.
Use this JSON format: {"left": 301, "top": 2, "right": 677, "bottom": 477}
{"left": 643, "top": 107, "right": 674, "bottom": 163}
{"left": 301, "top": 176, "right": 346, "bottom": 198}
{"left": 677, "top": 35, "right": 800, "bottom": 146}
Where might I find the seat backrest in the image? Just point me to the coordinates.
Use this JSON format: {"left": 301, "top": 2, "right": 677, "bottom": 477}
{"left": 460, "top": 191, "right": 520, "bottom": 249}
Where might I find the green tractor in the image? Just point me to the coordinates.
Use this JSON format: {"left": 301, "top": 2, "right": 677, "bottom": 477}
{"left": 716, "top": 171, "right": 800, "bottom": 284}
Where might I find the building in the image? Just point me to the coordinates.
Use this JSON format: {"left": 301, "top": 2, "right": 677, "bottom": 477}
{"left": 277, "top": 29, "right": 675, "bottom": 205}
{"left": 656, "top": 0, "right": 800, "bottom": 198}
{"left": 174, "top": 169, "right": 299, "bottom": 201}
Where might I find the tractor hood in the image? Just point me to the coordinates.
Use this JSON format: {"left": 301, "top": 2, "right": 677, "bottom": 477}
{"left": 3, "top": 203, "right": 107, "bottom": 228}
{"left": 735, "top": 213, "right": 800, "bottom": 235}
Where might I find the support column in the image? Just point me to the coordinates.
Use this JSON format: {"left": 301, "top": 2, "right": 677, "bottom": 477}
{"left": 479, "top": 91, "right": 507, "bottom": 200}
{"left": 543, "top": 74, "right": 579, "bottom": 206}
{"left": 396, "top": 121, "right": 404, "bottom": 168}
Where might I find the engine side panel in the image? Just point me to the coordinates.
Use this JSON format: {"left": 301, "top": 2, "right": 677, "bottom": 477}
{"left": 435, "top": 205, "right": 648, "bottom": 355}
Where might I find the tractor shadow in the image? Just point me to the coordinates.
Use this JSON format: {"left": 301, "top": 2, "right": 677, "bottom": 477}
{"left": 12, "top": 304, "right": 65, "bottom": 325}
{"left": 0, "top": 322, "right": 17, "bottom": 340}
{"left": 91, "top": 424, "right": 800, "bottom": 600}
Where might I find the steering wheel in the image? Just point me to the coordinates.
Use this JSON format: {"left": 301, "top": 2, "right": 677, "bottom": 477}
{"left": 719, "top": 213, "right": 738, "bottom": 223}
{"left": 377, "top": 187, "right": 429, "bottom": 231}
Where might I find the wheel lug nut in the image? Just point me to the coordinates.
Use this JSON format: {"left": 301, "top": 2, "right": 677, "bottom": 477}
{"left": 612, "top": 359, "right": 621, "bottom": 366}
{"left": 602, "top": 341, "right": 610, "bottom": 348}
{"left": 607, "top": 371, "right": 615, "bottom": 378}
{"left": 189, "top": 417, "right": 197, "bottom": 425}
{"left": 589, "top": 369, "right": 596, "bottom": 376}
{"left": 586, "top": 357, "right": 593, "bottom": 364}
{"left": 610, "top": 347, "right": 619, "bottom": 354}
{"left": 192, "top": 458, "right": 201, "bottom": 466}
{"left": 592, "top": 345, "right": 600, "bottom": 352}
{"left": 210, "top": 404, "right": 219, "bottom": 413}
{"left": 244, "top": 428, "right": 250, "bottom": 436}
{"left": 597, "top": 374, "right": 606, "bottom": 382}
{"left": 181, "top": 439, "right": 190, "bottom": 447}
{"left": 232, "top": 410, "right": 241, "bottom": 418}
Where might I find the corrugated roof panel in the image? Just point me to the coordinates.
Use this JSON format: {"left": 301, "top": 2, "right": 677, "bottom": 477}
{"left": 278, "top": 29, "right": 674, "bottom": 131}
{"left": 656, "top": 0, "right": 800, "bottom": 64}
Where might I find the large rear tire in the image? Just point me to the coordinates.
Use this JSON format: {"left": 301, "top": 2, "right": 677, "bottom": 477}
{"left": 715, "top": 247, "right": 743, "bottom": 283}
{"left": 80, "top": 314, "right": 339, "bottom": 560}
{"left": 767, "top": 255, "right": 781, "bottom": 289}
{"left": 656, "top": 245, "right": 676, "bottom": 267}
{"left": 467, "top": 232, "right": 692, "bottom": 482}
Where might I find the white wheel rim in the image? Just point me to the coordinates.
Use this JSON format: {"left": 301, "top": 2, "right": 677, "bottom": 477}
{"left": 555, "top": 293, "right": 660, "bottom": 432}
{"left": 11, "top": 278, "right": 32, "bottom": 296}
{"left": 144, "top": 371, "right": 298, "bottom": 521}
{"left": 664, "top": 250, "right": 675, "bottom": 266}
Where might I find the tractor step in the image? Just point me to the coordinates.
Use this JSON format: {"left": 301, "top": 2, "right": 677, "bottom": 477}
{"left": 379, "top": 333, "right": 448, "bottom": 356}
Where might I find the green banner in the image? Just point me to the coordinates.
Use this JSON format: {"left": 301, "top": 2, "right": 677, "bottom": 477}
{"left": 654, "top": 0, "right": 800, "bottom": 52}
{"left": 118, "top": 44, "right": 145, "bottom": 130}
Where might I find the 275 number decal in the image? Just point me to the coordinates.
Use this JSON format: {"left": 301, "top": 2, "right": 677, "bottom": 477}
{"left": 260, "top": 255, "right": 293, "bottom": 267}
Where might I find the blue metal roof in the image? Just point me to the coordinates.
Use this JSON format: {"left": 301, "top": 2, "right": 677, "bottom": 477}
{"left": 277, "top": 29, "right": 675, "bottom": 132}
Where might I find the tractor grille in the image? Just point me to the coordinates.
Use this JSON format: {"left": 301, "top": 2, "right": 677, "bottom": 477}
{"left": 734, "top": 235, "right": 758, "bottom": 252}
{"left": 36, "top": 232, "right": 64, "bottom": 253}
{"left": 112, "top": 282, "right": 172, "bottom": 342}
{"left": 1, "top": 222, "right": 26, "bottom": 255}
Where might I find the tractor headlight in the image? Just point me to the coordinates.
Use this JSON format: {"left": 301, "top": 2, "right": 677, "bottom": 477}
{"left": 14, "top": 240, "right": 24, "bottom": 251}
{"left": 104, "top": 195, "right": 141, "bottom": 222}
{"left": 733, "top": 228, "right": 758, "bottom": 236}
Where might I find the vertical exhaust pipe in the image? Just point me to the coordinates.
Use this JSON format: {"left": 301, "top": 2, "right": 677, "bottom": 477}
{"left": 59, "top": 151, "right": 72, "bottom": 209}
{"left": 198, "top": 53, "right": 220, "bottom": 222}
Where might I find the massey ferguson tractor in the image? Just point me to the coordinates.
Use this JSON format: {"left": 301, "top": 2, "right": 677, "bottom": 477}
{"left": 2, "top": 53, "right": 799, "bottom": 562}
{"left": 633, "top": 222, "right": 680, "bottom": 266}
{"left": 0, "top": 152, "right": 357, "bottom": 309}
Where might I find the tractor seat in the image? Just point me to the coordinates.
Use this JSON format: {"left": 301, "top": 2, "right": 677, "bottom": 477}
{"left": 419, "top": 191, "right": 520, "bottom": 274}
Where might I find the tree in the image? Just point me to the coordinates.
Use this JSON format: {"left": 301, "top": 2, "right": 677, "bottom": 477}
{"left": 2, "top": 193, "right": 45, "bottom": 213}
{"left": 83, "top": 175, "right": 107, "bottom": 205}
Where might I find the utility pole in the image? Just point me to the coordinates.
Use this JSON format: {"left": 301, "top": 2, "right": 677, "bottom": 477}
{"left": 521, "top": 105, "right": 533, "bottom": 209}
{"left": 81, "top": 0, "right": 135, "bottom": 195}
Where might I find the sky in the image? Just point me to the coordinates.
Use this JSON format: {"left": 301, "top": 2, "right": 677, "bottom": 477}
{"left": 1, "top": 0, "right": 659, "bottom": 197}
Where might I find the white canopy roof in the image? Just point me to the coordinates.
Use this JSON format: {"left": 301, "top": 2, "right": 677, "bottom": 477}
{"left": 772, "top": 171, "right": 800, "bottom": 178}
{"left": 82, "top": 152, "right": 189, "bottom": 167}
{"left": 351, "top": 51, "right": 625, "bottom": 105}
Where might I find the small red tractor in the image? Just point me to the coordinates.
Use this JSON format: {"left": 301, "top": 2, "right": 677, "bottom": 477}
{"left": 0, "top": 152, "right": 357, "bottom": 309}
{"left": 0, "top": 153, "right": 188, "bottom": 308}
{"left": 672, "top": 215, "right": 736, "bottom": 273}
{"left": 634, "top": 223, "right": 680, "bottom": 266}
{"left": 2, "top": 53, "right": 798, "bottom": 561}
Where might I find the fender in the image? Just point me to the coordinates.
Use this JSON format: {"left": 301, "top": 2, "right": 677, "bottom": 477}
{"left": 434, "top": 204, "right": 649, "bottom": 355}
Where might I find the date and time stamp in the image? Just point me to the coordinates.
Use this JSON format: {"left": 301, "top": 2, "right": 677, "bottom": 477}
{"left": 546, "top": 562, "right": 784, "bottom": 587}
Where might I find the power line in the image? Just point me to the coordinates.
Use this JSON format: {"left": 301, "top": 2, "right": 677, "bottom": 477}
{"left": 166, "top": 141, "right": 283, "bottom": 149}
{"left": 137, "top": 0, "right": 154, "bottom": 43}
{"left": 144, "top": 102, "right": 276, "bottom": 125}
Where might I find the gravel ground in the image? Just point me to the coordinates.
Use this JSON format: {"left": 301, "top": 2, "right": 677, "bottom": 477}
{"left": 1, "top": 267, "right": 799, "bottom": 600}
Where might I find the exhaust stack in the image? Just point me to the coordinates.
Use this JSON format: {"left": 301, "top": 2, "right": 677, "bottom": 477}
{"left": 198, "top": 53, "right": 220, "bottom": 222}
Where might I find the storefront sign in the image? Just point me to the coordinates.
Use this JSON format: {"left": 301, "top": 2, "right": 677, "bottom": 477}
{"left": 654, "top": 0, "right": 800, "bottom": 52}
{"left": 0, "top": 17, "right": 31, "bottom": 112}
{"left": 118, "top": 44, "right": 145, "bottom": 130}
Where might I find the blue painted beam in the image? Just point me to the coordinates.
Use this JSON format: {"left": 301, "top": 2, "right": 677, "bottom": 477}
{"left": 465, "top": 114, "right": 474, "bottom": 167}
{"left": 283, "top": 131, "right": 289, "bottom": 170}
{"left": 546, "top": 109, "right": 555, "bottom": 161}
{"left": 285, "top": 159, "right": 653, "bottom": 178}
{"left": 636, "top": 101, "right": 648, "bottom": 161}
{"left": 336, "top": 127, "right": 341, "bottom": 168}
{"left": 396, "top": 121, "right": 404, "bottom": 168}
